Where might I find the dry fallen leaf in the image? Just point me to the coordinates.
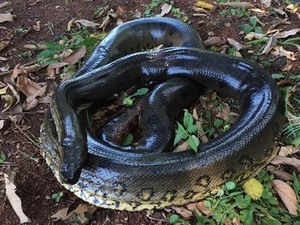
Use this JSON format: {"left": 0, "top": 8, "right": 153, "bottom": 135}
{"left": 0, "top": 120, "right": 4, "bottom": 129}
{"left": 276, "top": 28, "right": 300, "bottom": 39}
{"left": 0, "top": 1, "right": 12, "bottom": 9}
{"left": 272, "top": 179, "right": 298, "bottom": 216}
{"left": 156, "top": 3, "right": 172, "bottom": 17}
{"left": 4, "top": 169, "right": 31, "bottom": 223}
{"left": 17, "top": 76, "right": 43, "bottom": 98}
{"left": 278, "top": 145, "right": 300, "bottom": 156}
{"left": 267, "top": 165, "right": 293, "bottom": 181}
{"left": 261, "top": 0, "right": 271, "bottom": 7}
{"left": 261, "top": 34, "right": 277, "bottom": 55}
{"left": 219, "top": 1, "right": 252, "bottom": 8}
{"left": 204, "top": 36, "right": 224, "bottom": 47}
{"left": 271, "top": 155, "right": 300, "bottom": 172}
{"left": 51, "top": 207, "right": 69, "bottom": 221}
{"left": 63, "top": 46, "right": 86, "bottom": 65}
{"left": 171, "top": 206, "right": 193, "bottom": 218}
{"left": 76, "top": 19, "right": 100, "bottom": 27}
{"left": 227, "top": 38, "right": 247, "bottom": 51}
{"left": 272, "top": 46, "right": 297, "bottom": 61}
{"left": 0, "top": 41, "right": 10, "bottom": 51}
{"left": 0, "top": 13, "right": 13, "bottom": 23}
{"left": 196, "top": 201, "right": 213, "bottom": 216}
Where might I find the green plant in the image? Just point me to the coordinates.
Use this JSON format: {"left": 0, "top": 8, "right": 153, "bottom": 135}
{"left": 144, "top": 0, "right": 188, "bottom": 21}
{"left": 169, "top": 214, "right": 191, "bottom": 225}
{"left": 52, "top": 192, "right": 64, "bottom": 203}
{"left": 170, "top": 170, "right": 299, "bottom": 224}
{"left": 36, "top": 28, "right": 99, "bottom": 67}
{"left": 174, "top": 109, "right": 200, "bottom": 152}
{"left": 281, "top": 86, "right": 300, "bottom": 145}
{"left": 242, "top": 17, "right": 263, "bottom": 34}
{"left": 219, "top": 6, "right": 250, "bottom": 18}
{"left": 0, "top": 152, "right": 6, "bottom": 164}
{"left": 122, "top": 88, "right": 149, "bottom": 106}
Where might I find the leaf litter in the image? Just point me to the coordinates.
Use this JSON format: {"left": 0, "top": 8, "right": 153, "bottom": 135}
{"left": 0, "top": 0, "right": 300, "bottom": 224}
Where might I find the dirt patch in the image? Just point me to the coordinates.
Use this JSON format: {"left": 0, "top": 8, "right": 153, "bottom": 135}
{"left": 0, "top": 0, "right": 299, "bottom": 225}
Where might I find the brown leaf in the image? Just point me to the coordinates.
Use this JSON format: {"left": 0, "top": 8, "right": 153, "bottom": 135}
{"left": 0, "top": 120, "right": 4, "bottom": 130}
{"left": 171, "top": 206, "right": 193, "bottom": 218}
{"left": 0, "top": 1, "right": 12, "bottom": 9}
{"left": 267, "top": 165, "right": 293, "bottom": 181}
{"left": 204, "top": 36, "right": 224, "bottom": 47}
{"left": 261, "top": 0, "right": 271, "bottom": 7}
{"left": 1, "top": 94, "right": 16, "bottom": 112}
{"left": 0, "top": 13, "right": 13, "bottom": 23}
{"left": 76, "top": 19, "right": 100, "bottom": 27}
{"left": 196, "top": 201, "right": 213, "bottom": 216}
{"left": 0, "top": 41, "right": 10, "bottom": 51}
{"left": 156, "top": 3, "right": 172, "bottom": 17}
{"left": 272, "top": 46, "right": 297, "bottom": 61}
{"left": 227, "top": 38, "right": 247, "bottom": 51}
{"left": 276, "top": 28, "right": 300, "bottom": 39}
{"left": 7, "top": 83, "right": 20, "bottom": 102}
{"left": 51, "top": 207, "right": 69, "bottom": 221}
{"left": 4, "top": 169, "right": 31, "bottom": 223}
{"left": 278, "top": 145, "right": 300, "bottom": 156}
{"left": 63, "top": 46, "right": 86, "bottom": 65}
{"left": 272, "top": 179, "right": 298, "bottom": 216}
{"left": 261, "top": 34, "right": 277, "bottom": 55}
{"left": 271, "top": 155, "right": 300, "bottom": 172}
{"left": 17, "top": 77, "right": 43, "bottom": 98}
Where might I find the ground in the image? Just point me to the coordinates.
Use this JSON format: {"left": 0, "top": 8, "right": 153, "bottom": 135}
{"left": 0, "top": 0, "right": 299, "bottom": 225}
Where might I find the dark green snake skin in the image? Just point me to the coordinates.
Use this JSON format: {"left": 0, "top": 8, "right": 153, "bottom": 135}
{"left": 40, "top": 17, "right": 285, "bottom": 211}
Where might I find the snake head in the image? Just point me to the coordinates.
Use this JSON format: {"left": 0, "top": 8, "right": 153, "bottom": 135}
{"left": 59, "top": 161, "right": 82, "bottom": 184}
{"left": 58, "top": 144, "right": 87, "bottom": 184}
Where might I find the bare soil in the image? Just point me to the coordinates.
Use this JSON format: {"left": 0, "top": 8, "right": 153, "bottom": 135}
{"left": 0, "top": 0, "right": 299, "bottom": 225}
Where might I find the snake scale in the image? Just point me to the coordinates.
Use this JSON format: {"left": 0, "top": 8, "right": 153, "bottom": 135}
{"left": 40, "top": 17, "right": 285, "bottom": 211}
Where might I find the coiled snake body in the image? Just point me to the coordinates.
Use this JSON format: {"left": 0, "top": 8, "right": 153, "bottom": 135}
{"left": 40, "top": 17, "right": 285, "bottom": 211}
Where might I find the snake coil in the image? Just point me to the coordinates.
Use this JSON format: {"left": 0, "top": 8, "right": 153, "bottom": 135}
{"left": 40, "top": 17, "right": 285, "bottom": 211}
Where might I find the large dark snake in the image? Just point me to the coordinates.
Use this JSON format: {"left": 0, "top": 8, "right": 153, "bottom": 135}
{"left": 40, "top": 17, "right": 285, "bottom": 211}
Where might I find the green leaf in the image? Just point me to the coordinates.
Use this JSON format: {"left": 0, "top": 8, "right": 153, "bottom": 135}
{"left": 267, "top": 196, "right": 279, "bottom": 205}
{"left": 292, "top": 136, "right": 300, "bottom": 146}
{"left": 123, "top": 97, "right": 134, "bottom": 106}
{"left": 236, "top": 195, "right": 251, "bottom": 209}
{"left": 169, "top": 214, "right": 180, "bottom": 224}
{"left": 225, "top": 181, "right": 236, "bottom": 190}
{"left": 254, "top": 27, "right": 264, "bottom": 34}
{"left": 0, "top": 152, "right": 6, "bottom": 164}
{"left": 213, "top": 208, "right": 223, "bottom": 222}
{"left": 272, "top": 73, "right": 285, "bottom": 79}
{"left": 213, "top": 119, "right": 223, "bottom": 128}
{"left": 52, "top": 192, "right": 64, "bottom": 203}
{"left": 243, "top": 24, "right": 253, "bottom": 34}
{"left": 293, "top": 172, "right": 300, "bottom": 194}
{"left": 249, "top": 17, "right": 257, "bottom": 27}
{"left": 187, "top": 124, "right": 198, "bottom": 134}
{"left": 240, "top": 209, "right": 254, "bottom": 224}
{"left": 122, "top": 134, "right": 133, "bottom": 146}
{"left": 174, "top": 122, "right": 189, "bottom": 145}
{"left": 183, "top": 109, "right": 194, "bottom": 129}
{"left": 133, "top": 87, "right": 149, "bottom": 96}
{"left": 188, "top": 135, "right": 200, "bottom": 152}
